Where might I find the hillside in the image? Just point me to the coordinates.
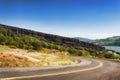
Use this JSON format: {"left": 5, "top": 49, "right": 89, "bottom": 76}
{"left": 2, "top": 24, "right": 120, "bottom": 62}
{"left": 0, "top": 45, "right": 78, "bottom": 67}
{"left": 0, "top": 24, "right": 105, "bottom": 56}
{"left": 90, "top": 36, "right": 120, "bottom": 46}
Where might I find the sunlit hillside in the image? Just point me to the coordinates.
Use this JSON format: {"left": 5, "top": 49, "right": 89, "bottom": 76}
{"left": 0, "top": 45, "right": 78, "bottom": 67}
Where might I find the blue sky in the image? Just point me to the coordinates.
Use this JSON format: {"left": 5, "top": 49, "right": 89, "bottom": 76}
{"left": 0, "top": 0, "right": 120, "bottom": 39}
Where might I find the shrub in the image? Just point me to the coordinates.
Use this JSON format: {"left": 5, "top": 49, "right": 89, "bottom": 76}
{"left": 104, "top": 53, "right": 114, "bottom": 59}
{"left": 97, "top": 53, "right": 105, "bottom": 58}
{"left": 32, "top": 42, "right": 42, "bottom": 50}
{"left": 9, "top": 45, "right": 17, "bottom": 49}
{"left": 68, "top": 48, "right": 77, "bottom": 54}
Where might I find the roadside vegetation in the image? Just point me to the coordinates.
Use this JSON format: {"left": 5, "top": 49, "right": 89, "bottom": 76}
{"left": 0, "top": 25, "right": 120, "bottom": 68}
{"left": 0, "top": 54, "right": 35, "bottom": 67}
{"left": 31, "top": 54, "right": 78, "bottom": 66}
{"left": 0, "top": 45, "right": 78, "bottom": 67}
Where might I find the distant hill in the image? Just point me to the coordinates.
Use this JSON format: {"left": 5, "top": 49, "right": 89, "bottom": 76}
{"left": 90, "top": 36, "right": 120, "bottom": 46}
{"left": 74, "top": 37, "right": 92, "bottom": 42}
{"left": 0, "top": 24, "right": 106, "bottom": 56}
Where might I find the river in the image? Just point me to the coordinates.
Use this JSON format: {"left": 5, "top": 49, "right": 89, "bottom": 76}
{"left": 104, "top": 46, "right": 120, "bottom": 52}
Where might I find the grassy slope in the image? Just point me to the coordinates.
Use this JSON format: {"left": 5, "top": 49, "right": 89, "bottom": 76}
{"left": 0, "top": 45, "right": 78, "bottom": 67}
{"left": 0, "top": 54, "right": 35, "bottom": 67}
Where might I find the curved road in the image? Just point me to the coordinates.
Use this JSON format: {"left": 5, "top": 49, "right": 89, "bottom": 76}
{"left": 0, "top": 57, "right": 120, "bottom": 80}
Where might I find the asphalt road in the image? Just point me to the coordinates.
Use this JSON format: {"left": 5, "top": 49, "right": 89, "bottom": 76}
{"left": 0, "top": 57, "right": 120, "bottom": 80}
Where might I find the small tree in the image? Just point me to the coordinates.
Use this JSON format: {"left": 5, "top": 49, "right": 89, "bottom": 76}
{"left": 104, "top": 53, "right": 114, "bottom": 59}
{"left": 32, "top": 42, "right": 42, "bottom": 50}
{"left": 68, "top": 48, "right": 78, "bottom": 55}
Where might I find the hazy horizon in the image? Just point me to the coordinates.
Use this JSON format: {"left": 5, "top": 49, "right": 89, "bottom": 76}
{"left": 0, "top": 0, "right": 120, "bottom": 39}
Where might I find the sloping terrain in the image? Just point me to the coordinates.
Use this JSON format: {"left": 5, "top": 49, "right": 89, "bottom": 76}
{"left": 0, "top": 45, "right": 78, "bottom": 67}
{"left": 90, "top": 36, "right": 120, "bottom": 46}
{"left": 0, "top": 54, "right": 35, "bottom": 67}
{"left": 0, "top": 24, "right": 105, "bottom": 56}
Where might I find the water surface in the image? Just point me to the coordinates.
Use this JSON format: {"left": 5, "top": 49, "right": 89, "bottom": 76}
{"left": 104, "top": 46, "right": 120, "bottom": 52}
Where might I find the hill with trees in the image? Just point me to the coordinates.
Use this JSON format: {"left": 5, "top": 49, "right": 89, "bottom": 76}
{"left": 90, "top": 36, "right": 120, "bottom": 46}
{"left": 0, "top": 24, "right": 107, "bottom": 57}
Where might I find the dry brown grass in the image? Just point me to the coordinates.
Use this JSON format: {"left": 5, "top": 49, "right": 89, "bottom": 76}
{"left": 0, "top": 54, "right": 35, "bottom": 67}
{"left": 0, "top": 45, "right": 78, "bottom": 67}
{"left": 40, "top": 48, "right": 69, "bottom": 55}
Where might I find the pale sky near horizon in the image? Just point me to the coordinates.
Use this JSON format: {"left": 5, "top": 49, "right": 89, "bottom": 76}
{"left": 0, "top": 0, "right": 120, "bottom": 39}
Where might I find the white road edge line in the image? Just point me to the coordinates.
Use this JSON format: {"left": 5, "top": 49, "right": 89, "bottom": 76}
{"left": 0, "top": 60, "right": 103, "bottom": 80}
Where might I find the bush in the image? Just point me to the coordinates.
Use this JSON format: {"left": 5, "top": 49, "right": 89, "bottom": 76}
{"left": 67, "top": 48, "right": 82, "bottom": 56}
{"left": 104, "top": 53, "right": 114, "bottom": 59}
{"left": 41, "top": 42, "right": 48, "bottom": 48}
{"left": 32, "top": 42, "right": 42, "bottom": 50}
{"left": 68, "top": 48, "right": 77, "bottom": 54}
{"left": 9, "top": 45, "right": 17, "bottom": 49}
{"left": 97, "top": 53, "right": 105, "bottom": 58}
{"left": 82, "top": 51, "right": 91, "bottom": 56}
{"left": 77, "top": 50, "right": 83, "bottom": 56}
